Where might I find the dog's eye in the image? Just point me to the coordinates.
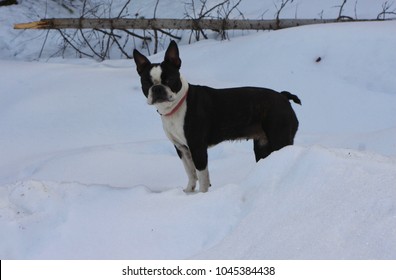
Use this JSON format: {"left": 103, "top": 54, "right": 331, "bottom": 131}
{"left": 163, "top": 79, "right": 170, "bottom": 85}
{"left": 164, "top": 78, "right": 175, "bottom": 86}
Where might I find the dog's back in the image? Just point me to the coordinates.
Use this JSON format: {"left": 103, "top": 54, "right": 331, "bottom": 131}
{"left": 184, "top": 85, "right": 299, "bottom": 161}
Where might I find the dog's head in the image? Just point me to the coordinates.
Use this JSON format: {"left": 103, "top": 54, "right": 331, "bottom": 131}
{"left": 133, "top": 41, "right": 188, "bottom": 115}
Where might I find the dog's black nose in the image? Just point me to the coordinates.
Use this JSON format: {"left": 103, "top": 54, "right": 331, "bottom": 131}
{"left": 152, "top": 85, "right": 166, "bottom": 95}
{"left": 151, "top": 85, "right": 168, "bottom": 103}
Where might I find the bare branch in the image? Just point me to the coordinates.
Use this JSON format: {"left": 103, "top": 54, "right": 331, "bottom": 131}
{"left": 275, "top": 0, "right": 293, "bottom": 28}
{"left": 157, "top": 29, "right": 182, "bottom": 40}
{"left": 337, "top": 0, "right": 348, "bottom": 19}
{"left": 153, "top": 0, "right": 160, "bottom": 54}
{"left": 122, "top": 29, "right": 152, "bottom": 41}
{"left": 57, "top": 29, "right": 94, "bottom": 59}
{"left": 117, "top": 0, "right": 132, "bottom": 18}
{"left": 80, "top": 29, "right": 104, "bottom": 60}
{"left": 199, "top": 0, "right": 230, "bottom": 19}
{"left": 377, "top": 1, "right": 396, "bottom": 20}
{"left": 334, "top": 0, "right": 354, "bottom": 21}
{"left": 38, "top": 29, "right": 50, "bottom": 60}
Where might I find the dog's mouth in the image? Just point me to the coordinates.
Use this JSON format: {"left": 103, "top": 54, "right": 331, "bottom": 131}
{"left": 151, "top": 95, "right": 170, "bottom": 104}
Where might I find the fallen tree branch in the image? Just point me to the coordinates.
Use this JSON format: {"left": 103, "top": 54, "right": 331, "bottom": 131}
{"left": 14, "top": 17, "right": 389, "bottom": 31}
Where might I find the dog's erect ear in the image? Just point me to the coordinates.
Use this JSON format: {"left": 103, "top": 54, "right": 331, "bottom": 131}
{"left": 133, "top": 49, "right": 151, "bottom": 75}
{"left": 164, "top": 40, "right": 181, "bottom": 69}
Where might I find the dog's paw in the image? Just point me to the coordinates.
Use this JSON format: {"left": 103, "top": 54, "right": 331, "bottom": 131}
{"left": 199, "top": 184, "right": 210, "bottom": 193}
{"left": 183, "top": 184, "right": 196, "bottom": 193}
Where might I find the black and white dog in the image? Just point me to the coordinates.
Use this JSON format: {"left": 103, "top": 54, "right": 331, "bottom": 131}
{"left": 133, "top": 41, "right": 301, "bottom": 193}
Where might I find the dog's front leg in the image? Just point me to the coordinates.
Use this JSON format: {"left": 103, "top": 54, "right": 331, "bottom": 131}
{"left": 197, "top": 167, "right": 210, "bottom": 193}
{"left": 190, "top": 147, "right": 211, "bottom": 193}
{"left": 175, "top": 146, "right": 198, "bottom": 192}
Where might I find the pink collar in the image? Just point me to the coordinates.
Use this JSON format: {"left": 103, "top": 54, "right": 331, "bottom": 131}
{"left": 162, "top": 90, "right": 188, "bottom": 117}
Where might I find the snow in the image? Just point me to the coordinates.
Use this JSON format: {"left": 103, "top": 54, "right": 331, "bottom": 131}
{"left": 1, "top": 1, "right": 396, "bottom": 260}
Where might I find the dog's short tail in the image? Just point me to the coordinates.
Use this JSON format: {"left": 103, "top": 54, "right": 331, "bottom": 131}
{"left": 280, "top": 91, "right": 302, "bottom": 105}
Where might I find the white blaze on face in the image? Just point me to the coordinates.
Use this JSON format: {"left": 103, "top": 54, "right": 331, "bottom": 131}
{"left": 147, "top": 66, "right": 162, "bottom": 105}
{"left": 150, "top": 65, "right": 162, "bottom": 85}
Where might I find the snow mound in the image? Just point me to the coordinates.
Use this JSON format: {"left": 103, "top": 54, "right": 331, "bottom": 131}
{"left": 195, "top": 146, "right": 396, "bottom": 259}
{"left": 1, "top": 146, "right": 395, "bottom": 259}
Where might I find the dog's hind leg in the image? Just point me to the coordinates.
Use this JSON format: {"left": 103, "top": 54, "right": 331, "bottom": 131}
{"left": 262, "top": 120, "right": 295, "bottom": 157}
{"left": 254, "top": 114, "right": 297, "bottom": 161}
{"left": 253, "top": 133, "right": 271, "bottom": 162}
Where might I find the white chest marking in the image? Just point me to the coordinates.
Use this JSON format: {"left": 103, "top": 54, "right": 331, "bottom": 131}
{"left": 155, "top": 76, "right": 189, "bottom": 147}
{"left": 162, "top": 102, "right": 188, "bottom": 147}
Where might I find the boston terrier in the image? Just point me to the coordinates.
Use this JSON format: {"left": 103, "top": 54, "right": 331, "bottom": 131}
{"left": 133, "top": 41, "right": 301, "bottom": 193}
